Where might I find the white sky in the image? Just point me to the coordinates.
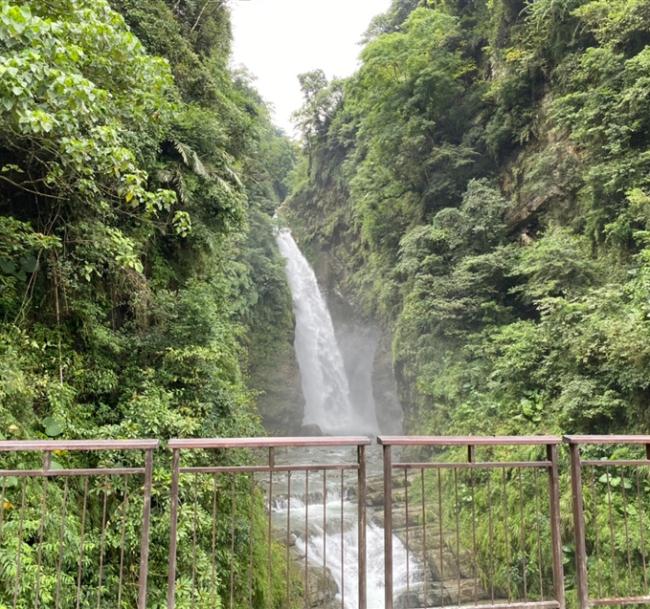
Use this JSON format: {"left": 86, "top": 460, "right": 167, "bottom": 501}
{"left": 229, "top": 0, "right": 391, "bottom": 135}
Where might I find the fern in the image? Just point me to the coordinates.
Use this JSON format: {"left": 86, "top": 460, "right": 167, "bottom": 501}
{"left": 173, "top": 141, "right": 210, "bottom": 179}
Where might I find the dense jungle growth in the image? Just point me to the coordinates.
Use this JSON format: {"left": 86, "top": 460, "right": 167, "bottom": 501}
{"left": 0, "top": 0, "right": 295, "bottom": 606}
{"left": 4, "top": 0, "right": 650, "bottom": 606}
{"left": 284, "top": 0, "right": 650, "bottom": 598}
{"left": 287, "top": 0, "right": 650, "bottom": 438}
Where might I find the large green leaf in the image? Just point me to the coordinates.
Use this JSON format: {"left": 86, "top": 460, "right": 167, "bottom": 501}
{"left": 42, "top": 416, "right": 64, "bottom": 437}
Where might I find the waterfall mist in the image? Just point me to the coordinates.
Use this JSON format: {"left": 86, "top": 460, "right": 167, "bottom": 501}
{"left": 276, "top": 228, "right": 380, "bottom": 436}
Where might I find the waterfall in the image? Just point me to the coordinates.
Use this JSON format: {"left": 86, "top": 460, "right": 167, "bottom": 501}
{"left": 276, "top": 228, "right": 379, "bottom": 436}
{"left": 276, "top": 228, "right": 416, "bottom": 609}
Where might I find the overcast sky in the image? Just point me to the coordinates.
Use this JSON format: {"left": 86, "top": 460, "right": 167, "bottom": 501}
{"left": 230, "top": 0, "right": 391, "bottom": 134}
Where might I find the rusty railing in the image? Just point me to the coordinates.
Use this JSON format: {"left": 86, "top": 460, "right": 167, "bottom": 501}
{"left": 567, "top": 435, "right": 650, "bottom": 609}
{"left": 379, "top": 436, "right": 565, "bottom": 609}
{"left": 0, "top": 439, "right": 157, "bottom": 609}
{"left": 166, "top": 436, "right": 370, "bottom": 609}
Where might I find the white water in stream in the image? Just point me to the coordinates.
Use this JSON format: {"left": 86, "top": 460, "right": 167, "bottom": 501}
{"left": 272, "top": 488, "right": 414, "bottom": 609}
{"left": 276, "top": 228, "right": 415, "bottom": 608}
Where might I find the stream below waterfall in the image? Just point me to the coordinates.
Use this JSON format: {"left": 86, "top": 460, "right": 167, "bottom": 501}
{"left": 275, "top": 228, "right": 419, "bottom": 608}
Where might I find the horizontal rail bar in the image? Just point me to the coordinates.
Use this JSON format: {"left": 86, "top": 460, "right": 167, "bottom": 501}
{"left": 591, "top": 597, "right": 650, "bottom": 606}
{"left": 378, "top": 435, "right": 561, "bottom": 446}
{"left": 0, "top": 467, "right": 145, "bottom": 478}
{"left": 179, "top": 463, "right": 359, "bottom": 474}
{"left": 169, "top": 436, "right": 371, "bottom": 449}
{"left": 0, "top": 439, "right": 159, "bottom": 452}
{"left": 393, "top": 460, "right": 553, "bottom": 470}
{"left": 424, "top": 601, "right": 560, "bottom": 609}
{"left": 564, "top": 435, "right": 650, "bottom": 445}
{"left": 582, "top": 459, "right": 650, "bottom": 467}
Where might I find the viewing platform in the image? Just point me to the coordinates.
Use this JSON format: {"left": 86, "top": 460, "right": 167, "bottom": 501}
{"left": 1, "top": 435, "right": 648, "bottom": 609}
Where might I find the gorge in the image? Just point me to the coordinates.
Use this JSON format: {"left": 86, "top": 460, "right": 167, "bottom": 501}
{"left": 3, "top": 0, "right": 650, "bottom": 607}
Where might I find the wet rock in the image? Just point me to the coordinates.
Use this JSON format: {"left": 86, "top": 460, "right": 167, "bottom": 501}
{"left": 367, "top": 487, "right": 385, "bottom": 507}
{"left": 395, "top": 590, "right": 423, "bottom": 608}
{"left": 251, "top": 316, "right": 305, "bottom": 436}
{"left": 372, "top": 332, "right": 403, "bottom": 434}
{"left": 307, "top": 565, "right": 339, "bottom": 608}
{"left": 301, "top": 423, "right": 324, "bottom": 436}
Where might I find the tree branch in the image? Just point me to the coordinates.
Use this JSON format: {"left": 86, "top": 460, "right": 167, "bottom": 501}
{"left": 0, "top": 175, "right": 64, "bottom": 200}
{"left": 190, "top": 0, "right": 224, "bottom": 33}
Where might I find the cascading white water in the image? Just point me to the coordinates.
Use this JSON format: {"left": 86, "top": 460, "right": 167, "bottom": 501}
{"left": 276, "top": 228, "right": 379, "bottom": 436}
{"left": 275, "top": 228, "right": 416, "bottom": 608}
{"left": 273, "top": 490, "right": 415, "bottom": 609}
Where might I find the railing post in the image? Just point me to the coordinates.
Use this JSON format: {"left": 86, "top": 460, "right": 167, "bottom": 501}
{"left": 167, "top": 448, "right": 181, "bottom": 609}
{"left": 547, "top": 443, "right": 565, "bottom": 609}
{"left": 357, "top": 444, "right": 367, "bottom": 609}
{"left": 569, "top": 441, "right": 589, "bottom": 609}
{"left": 268, "top": 447, "right": 274, "bottom": 603}
{"left": 383, "top": 442, "right": 393, "bottom": 609}
{"left": 139, "top": 447, "right": 155, "bottom": 609}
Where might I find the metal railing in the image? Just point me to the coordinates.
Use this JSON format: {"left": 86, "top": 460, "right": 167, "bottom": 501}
{"left": 379, "top": 436, "right": 565, "bottom": 609}
{"left": 0, "top": 439, "right": 157, "bottom": 609}
{"left": 4, "top": 434, "right": 650, "bottom": 609}
{"left": 166, "top": 436, "right": 370, "bottom": 609}
{"left": 568, "top": 435, "right": 650, "bottom": 609}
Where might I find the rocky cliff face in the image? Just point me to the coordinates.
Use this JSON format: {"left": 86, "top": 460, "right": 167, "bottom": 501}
{"left": 246, "top": 258, "right": 306, "bottom": 436}
{"left": 251, "top": 321, "right": 306, "bottom": 436}
{"left": 332, "top": 301, "right": 403, "bottom": 436}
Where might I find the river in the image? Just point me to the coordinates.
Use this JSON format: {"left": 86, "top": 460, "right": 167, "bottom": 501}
{"left": 275, "top": 228, "right": 417, "bottom": 608}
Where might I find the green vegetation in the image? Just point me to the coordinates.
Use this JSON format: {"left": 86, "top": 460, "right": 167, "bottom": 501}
{"left": 286, "top": 0, "right": 650, "bottom": 439}
{"left": 4, "top": 0, "right": 650, "bottom": 604}
{"left": 0, "top": 0, "right": 294, "bottom": 606}
{"left": 284, "top": 0, "right": 650, "bottom": 599}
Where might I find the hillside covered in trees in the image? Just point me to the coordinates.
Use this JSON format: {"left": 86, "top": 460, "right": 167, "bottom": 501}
{"left": 286, "top": 0, "right": 650, "bottom": 438}
{"left": 0, "top": 0, "right": 295, "bottom": 605}
{"left": 1, "top": 0, "right": 295, "bottom": 448}
{"left": 4, "top": 0, "right": 650, "bottom": 606}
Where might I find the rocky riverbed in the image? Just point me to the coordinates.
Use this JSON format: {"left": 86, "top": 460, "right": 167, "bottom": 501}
{"left": 366, "top": 474, "right": 487, "bottom": 608}
{"left": 277, "top": 473, "right": 485, "bottom": 609}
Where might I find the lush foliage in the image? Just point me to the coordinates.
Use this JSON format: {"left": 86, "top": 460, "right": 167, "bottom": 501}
{"left": 287, "top": 0, "right": 650, "bottom": 439}
{"left": 0, "top": 0, "right": 294, "bottom": 606}
{"left": 285, "top": 0, "right": 650, "bottom": 599}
